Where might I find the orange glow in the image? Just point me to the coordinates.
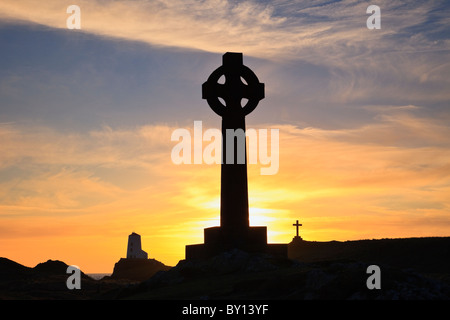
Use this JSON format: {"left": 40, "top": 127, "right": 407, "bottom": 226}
{"left": 2, "top": 117, "right": 450, "bottom": 273}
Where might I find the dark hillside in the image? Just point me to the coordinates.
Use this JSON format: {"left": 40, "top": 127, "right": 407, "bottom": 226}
{"left": 288, "top": 237, "right": 450, "bottom": 275}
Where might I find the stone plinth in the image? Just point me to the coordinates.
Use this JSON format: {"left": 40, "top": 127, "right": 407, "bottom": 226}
{"left": 186, "top": 226, "right": 287, "bottom": 259}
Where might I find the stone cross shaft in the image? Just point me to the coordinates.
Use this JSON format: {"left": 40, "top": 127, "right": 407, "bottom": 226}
{"left": 202, "top": 52, "right": 265, "bottom": 234}
{"left": 186, "top": 52, "right": 287, "bottom": 259}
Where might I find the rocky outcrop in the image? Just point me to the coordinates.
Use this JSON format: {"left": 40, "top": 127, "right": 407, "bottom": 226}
{"left": 110, "top": 258, "right": 171, "bottom": 281}
{"left": 0, "top": 258, "right": 95, "bottom": 299}
{"left": 119, "top": 249, "right": 450, "bottom": 299}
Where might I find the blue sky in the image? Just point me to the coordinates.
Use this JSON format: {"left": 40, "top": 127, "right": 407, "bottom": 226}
{"left": 1, "top": 0, "right": 450, "bottom": 271}
{"left": 0, "top": 1, "right": 449, "bottom": 130}
{"left": 0, "top": 24, "right": 215, "bottom": 130}
{"left": 1, "top": 0, "right": 448, "bottom": 133}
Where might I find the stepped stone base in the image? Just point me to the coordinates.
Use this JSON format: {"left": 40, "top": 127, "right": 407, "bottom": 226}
{"left": 186, "top": 226, "right": 288, "bottom": 259}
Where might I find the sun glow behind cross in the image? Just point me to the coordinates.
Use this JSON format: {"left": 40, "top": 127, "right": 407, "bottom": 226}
{"left": 196, "top": 194, "right": 288, "bottom": 242}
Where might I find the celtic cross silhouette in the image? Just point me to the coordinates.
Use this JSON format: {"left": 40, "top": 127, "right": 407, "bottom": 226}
{"left": 201, "top": 52, "right": 265, "bottom": 231}
{"left": 202, "top": 52, "right": 264, "bottom": 117}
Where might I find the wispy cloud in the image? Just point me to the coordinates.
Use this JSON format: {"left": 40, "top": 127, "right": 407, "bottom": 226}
{"left": 1, "top": 104, "right": 450, "bottom": 268}
{"left": 4, "top": 106, "right": 449, "bottom": 227}
{"left": 293, "top": 106, "right": 450, "bottom": 148}
{"left": 2, "top": 0, "right": 449, "bottom": 111}
{"left": 267, "top": 110, "right": 450, "bottom": 239}
{"left": 1, "top": 0, "right": 447, "bottom": 60}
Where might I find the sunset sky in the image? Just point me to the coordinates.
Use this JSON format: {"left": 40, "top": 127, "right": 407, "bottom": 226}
{"left": 1, "top": 0, "right": 450, "bottom": 273}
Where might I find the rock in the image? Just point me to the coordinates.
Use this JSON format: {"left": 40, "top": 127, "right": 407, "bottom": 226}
{"left": 0, "top": 257, "right": 32, "bottom": 281}
{"left": 288, "top": 237, "right": 450, "bottom": 275}
{"left": 147, "top": 249, "right": 294, "bottom": 282}
{"left": 33, "top": 259, "right": 70, "bottom": 275}
{"left": 0, "top": 257, "right": 99, "bottom": 299}
{"left": 123, "top": 251, "right": 450, "bottom": 300}
{"left": 111, "top": 258, "right": 171, "bottom": 281}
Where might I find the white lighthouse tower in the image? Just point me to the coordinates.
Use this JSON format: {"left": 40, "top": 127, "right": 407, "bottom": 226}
{"left": 126, "top": 232, "right": 148, "bottom": 259}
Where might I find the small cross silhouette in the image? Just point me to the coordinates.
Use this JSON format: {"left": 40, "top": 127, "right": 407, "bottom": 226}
{"left": 293, "top": 220, "right": 302, "bottom": 237}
